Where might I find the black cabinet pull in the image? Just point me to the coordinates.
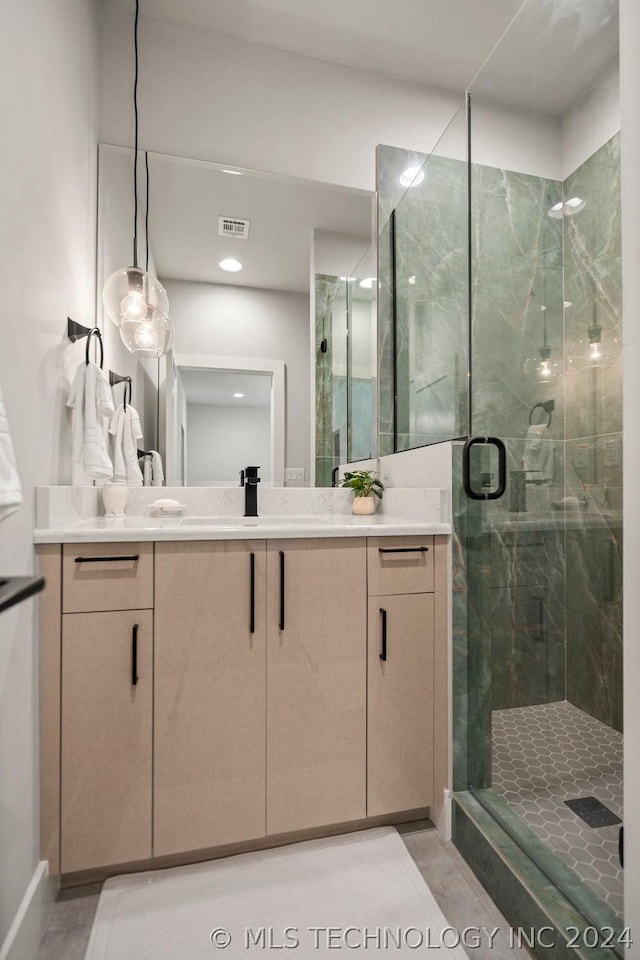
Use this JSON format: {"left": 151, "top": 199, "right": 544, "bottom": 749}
{"left": 250, "top": 552, "right": 256, "bottom": 634}
{"left": 75, "top": 555, "right": 139, "bottom": 564}
{"left": 380, "top": 608, "right": 387, "bottom": 661}
{"left": 378, "top": 546, "right": 429, "bottom": 555}
{"left": 131, "top": 624, "right": 139, "bottom": 686}
{"left": 279, "top": 551, "right": 285, "bottom": 631}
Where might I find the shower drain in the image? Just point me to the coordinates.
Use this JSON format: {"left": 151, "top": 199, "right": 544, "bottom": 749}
{"left": 564, "top": 796, "right": 622, "bottom": 828}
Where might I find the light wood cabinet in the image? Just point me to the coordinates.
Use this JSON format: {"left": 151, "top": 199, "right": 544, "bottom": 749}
{"left": 39, "top": 532, "right": 448, "bottom": 877}
{"left": 265, "top": 539, "right": 367, "bottom": 835}
{"left": 60, "top": 609, "right": 152, "bottom": 873}
{"left": 154, "top": 540, "right": 267, "bottom": 856}
{"left": 367, "top": 594, "right": 434, "bottom": 816}
{"left": 366, "top": 536, "right": 438, "bottom": 818}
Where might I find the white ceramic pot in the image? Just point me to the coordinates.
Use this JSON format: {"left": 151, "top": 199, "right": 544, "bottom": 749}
{"left": 352, "top": 495, "right": 376, "bottom": 516}
{"left": 102, "top": 484, "right": 128, "bottom": 517}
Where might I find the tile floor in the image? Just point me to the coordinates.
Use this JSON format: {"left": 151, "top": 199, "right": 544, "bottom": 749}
{"left": 36, "top": 822, "right": 523, "bottom": 959}
{"left": 492, "top": 700, "right": 623, "bottom": 918}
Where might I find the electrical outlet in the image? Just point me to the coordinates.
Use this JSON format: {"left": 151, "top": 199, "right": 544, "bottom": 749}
{"left": 285, "top": 468, "right": 305, "bottom": 483}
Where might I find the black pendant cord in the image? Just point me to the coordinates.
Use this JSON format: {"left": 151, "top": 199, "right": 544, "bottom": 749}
{"left": 132, "top": 0, "right": 140, "bottom": 269}
{"left": 145, "top": 150, "right": 150, "bottom": 272}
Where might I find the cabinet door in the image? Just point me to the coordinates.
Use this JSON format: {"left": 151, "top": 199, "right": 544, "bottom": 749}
{"left": 266, "top": 538, "right": 367, "bottom": 835}
{"left": 154, "top": 541, "right": 266, "bottom": 856}
{"left": 367, "top": 594, "right": 434, "bottom": 817}
{"left": 61, "top": 610, "right": 152, "bottom": 873}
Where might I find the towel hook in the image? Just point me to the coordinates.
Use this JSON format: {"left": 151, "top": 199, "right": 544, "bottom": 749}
{"left": 67, "top": 318, "right": 104, "bottom": 368}
{"left": 529, "top": 399, "right": 554, "bottom": 427}
{"left": 109, "top": 371, "right": 132, "bottom": 410}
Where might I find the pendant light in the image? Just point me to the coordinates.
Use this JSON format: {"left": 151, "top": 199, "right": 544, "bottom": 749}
{"left": 102, "top": 0, "right": 173, "bottom": 357}
{"left": 118, "top": 152, "right": 174, "bottom": 358}
{"left": 568, "top": 283, "right": 620, "bottom": 372}
{"left": 524, "top": 304, "right": 561, "bottom": 383}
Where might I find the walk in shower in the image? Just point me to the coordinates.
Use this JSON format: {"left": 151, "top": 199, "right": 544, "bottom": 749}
{"left": 378, "top": 0, "right": 623, "bottom": 948}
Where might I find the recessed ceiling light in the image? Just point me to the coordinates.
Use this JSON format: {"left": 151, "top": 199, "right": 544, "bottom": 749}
{"left": 400, "top": 165, "right": 425, "bottom": 188}
{"left": 359, "top": 277, "right": 376, "bottom": 289}
{"left": 219, "top": 258, "right": 243, "bottom": 272}
{"left": 222, "top": 169, "right": 243, "bottom": 176}
{"left": 233, "top": 392, "right": 244, "bottom": 398}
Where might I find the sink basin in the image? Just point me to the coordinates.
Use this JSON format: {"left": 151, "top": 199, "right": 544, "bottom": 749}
{"left": 179, "top": 515, "right": 341, "bottom": 527}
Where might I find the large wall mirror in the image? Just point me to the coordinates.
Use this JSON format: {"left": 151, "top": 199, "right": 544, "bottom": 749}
{"left": 97, "top": 144, "right": 375, "bottom": 486}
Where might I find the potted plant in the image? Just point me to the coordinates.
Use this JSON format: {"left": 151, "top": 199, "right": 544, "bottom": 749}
{"left": 341, "top": 469, "right": 384, "bottom": 515}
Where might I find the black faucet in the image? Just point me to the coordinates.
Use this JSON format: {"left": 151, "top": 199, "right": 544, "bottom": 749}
{"left": 241, "top": 465, "right": 261, "bottom": 517}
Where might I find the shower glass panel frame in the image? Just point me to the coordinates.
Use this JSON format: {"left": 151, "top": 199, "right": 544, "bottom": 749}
{"left": 456, "top": 0, "right": 624, "bottom": 939}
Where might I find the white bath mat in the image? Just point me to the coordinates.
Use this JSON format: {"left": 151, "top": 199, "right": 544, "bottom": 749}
{"left": 85, "top": 827, "right": 469, "bottom": 959}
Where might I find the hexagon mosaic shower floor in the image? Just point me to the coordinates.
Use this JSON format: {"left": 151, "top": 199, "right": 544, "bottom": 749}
{"left": 492, "top": 700, "right": 623, "bottom": 918}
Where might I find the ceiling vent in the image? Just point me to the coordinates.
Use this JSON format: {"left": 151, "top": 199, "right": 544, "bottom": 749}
{"left": 218, "top": 216, "right": 250, "bottom": 239}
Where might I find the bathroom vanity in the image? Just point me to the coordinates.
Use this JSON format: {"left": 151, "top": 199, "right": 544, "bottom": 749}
{"left": 36, "top": 497, "right": 450, "bottom": 880}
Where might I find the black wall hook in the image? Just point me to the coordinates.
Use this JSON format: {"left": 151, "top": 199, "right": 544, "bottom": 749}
{"left": 67, "top": 318, "right": 104, "bottom": 368}
{"left": 109, "top": 371, "right": 132, "bottom": 410}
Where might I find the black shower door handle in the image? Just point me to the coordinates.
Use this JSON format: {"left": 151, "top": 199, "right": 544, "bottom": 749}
{"left": 462, "top": 436, "right": 507, "bottom": 501}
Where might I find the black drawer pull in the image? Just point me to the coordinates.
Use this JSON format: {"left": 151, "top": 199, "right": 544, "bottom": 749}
{"left": 279, "top": 551, "right": 285, "bottom": 631}
{"left": 75, "top": 555, "right": 139, "bottom": 564}
{"left": 378, "top": 546, "right": 429, "bottom": 555}
{"left": 131, "top": 624, "right": 139, "bottom": 686}
{"left": 250, "top": 552, "right": 256, "bottom": 634}
{"left": 380, "top": 608, "right": 387, "bottom": 661}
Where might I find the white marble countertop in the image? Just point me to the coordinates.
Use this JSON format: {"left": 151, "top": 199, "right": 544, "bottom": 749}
{"left": 33, "top": 514, "right": 451, "bottom": 543}
{"left": 33, "top": 485, "right": 451, "bottom": 543}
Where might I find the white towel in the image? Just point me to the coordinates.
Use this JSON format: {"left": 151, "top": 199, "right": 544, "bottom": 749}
{"left": 523, "top": 423, "right": 554, "bottom": 482}
{"left": 150, "top": 450, "right": 164, "bottom": 486}
{"left": 141, "top": 450, "right": 164, "bottom": 487}
{"left": 110, "top": 404, "right": 144, "bottom": 486}
{"left": 142, "top": 454, "right": 152, "bottom": 486}
{"left": 0, "top": 383, "right": 22, "bottom": 521}
{"left": 67, "top": 362, "right": 114, "bottom": 484}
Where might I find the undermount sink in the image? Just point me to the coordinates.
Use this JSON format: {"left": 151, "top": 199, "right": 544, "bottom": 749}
{"left": 179, "top": 515, "right": 341, "bottom": 527}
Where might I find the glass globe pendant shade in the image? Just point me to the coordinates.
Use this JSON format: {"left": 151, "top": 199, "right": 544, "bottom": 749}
{"left": 568, "top": 324, "right": 621, "bottom": 371}
{"left": 523, "top": 346, "right": 561, "bottom": 384}
{"left": 118, "top": 307, "right": 174, "bottom": 359}
{"left": 103, "top": 266, "right": 169, "bottom": 328}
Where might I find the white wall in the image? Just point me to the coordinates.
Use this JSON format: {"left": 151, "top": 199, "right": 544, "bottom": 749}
{"left": 0, "top": 0, "right": 99, "bottom": 956}
{"left": 620, "top": 0, "right": 640, "bottom": 940}
{"left": 561, "top": 58, "right": 620, "bottom": 178}
{"left": 98, "top": 5, "right": 562, "bottom": 188}
{"left": 187, "top": 404, "right": 271, "bottom": 484}
{"left": 164, "top": 280, "right": 310, "bottom": 478}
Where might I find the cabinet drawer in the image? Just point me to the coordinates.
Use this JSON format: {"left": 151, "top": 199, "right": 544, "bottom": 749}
{"left": 63, "top": 542, "right": 153, "bottom": 613}
{"left": 367, "top": 536, "right": 434, "bottom": 596}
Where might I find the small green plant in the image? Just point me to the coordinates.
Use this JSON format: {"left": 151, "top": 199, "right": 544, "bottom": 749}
{"left": 340, "top": 469, "right": 384, "bottom": 499}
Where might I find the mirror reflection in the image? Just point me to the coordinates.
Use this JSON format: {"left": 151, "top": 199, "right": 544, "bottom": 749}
{"left": 97, "top": 145, "right": 375, "bottom": 486}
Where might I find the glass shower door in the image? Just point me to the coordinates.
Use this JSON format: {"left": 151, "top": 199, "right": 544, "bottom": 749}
{"left": 459, "top": 0, "right": 624, "bottom": 931}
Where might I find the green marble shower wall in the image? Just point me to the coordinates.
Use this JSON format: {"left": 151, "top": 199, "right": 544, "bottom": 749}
{"left": 315, "top": 273, "right": 377, "bottom": 485}
{"left": 315, "top": 273, "right": 345, "bottom": 487}
{"left": 563, "top": 134, "right": 622, "bottom": 732}
{"left": 378, "top": 132, "right": 622, "bottom": 731}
